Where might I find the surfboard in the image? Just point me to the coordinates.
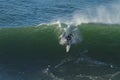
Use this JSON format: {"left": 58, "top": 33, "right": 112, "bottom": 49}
{"left": 66, "top": 44, "right": 71, "bottom": 52}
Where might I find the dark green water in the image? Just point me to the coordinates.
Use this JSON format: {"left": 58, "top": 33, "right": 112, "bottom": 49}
{"left": 0, "top": 23, "right": 120, "bottom": 80}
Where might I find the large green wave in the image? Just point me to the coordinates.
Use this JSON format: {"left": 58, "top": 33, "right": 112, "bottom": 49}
{"left": 0, "top": 23, "right": 120, "bottom": 65}
{"left": 80, "top": 23, "right": 120, "bottom": 65}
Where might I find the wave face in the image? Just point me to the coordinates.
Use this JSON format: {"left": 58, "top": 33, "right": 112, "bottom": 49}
{"left": 0, "top": 23, "right": 120, "bottom": 80}
{"left": 0, "top": 23, "right": 120, "bottom": 65}
{"left": 0, "top": 23, "right": 81, "bottom": 64}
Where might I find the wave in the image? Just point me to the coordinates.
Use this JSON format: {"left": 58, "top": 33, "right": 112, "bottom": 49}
{"left": 56, "top": 1, "right": 120, "bottom": 25}
{"left": 0, "top": 22, "right": 120, "bottom": 66}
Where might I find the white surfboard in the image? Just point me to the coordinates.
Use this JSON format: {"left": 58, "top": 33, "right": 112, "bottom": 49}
{"left": 66, "top": 44, "right": 71, "bottom": 52}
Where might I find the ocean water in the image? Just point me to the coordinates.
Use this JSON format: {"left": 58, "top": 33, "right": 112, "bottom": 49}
{"left": 0, "top": 0, "right": 116, "bottom": 27}
{"left": 0, "top": 0, "right": 120, "bottom": 80}
{"left": 0, "top": 23, "right": 119, "bottom": 80}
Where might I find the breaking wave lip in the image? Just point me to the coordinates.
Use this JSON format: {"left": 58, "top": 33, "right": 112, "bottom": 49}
{"left": 37, "top": 1, "right": 120, "bottom": 26}
{"left": 72, "top": 1, "right": 120, "bottom": 25}
{"left": 35, "top": 0, "right": 120, "bottom": 25}
{"left": 44, "top": 1, "right": 120, "bottom": 26}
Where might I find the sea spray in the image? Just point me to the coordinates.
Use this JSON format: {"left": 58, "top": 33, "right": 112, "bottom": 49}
{"left": 36, "top": 1, "right": 120, "bottom": 26}
{"left": 71, "top": 2, "right": 120, "bottom": 25}
{"left": 54, "top": 1, "right": 120, "bottom": 25}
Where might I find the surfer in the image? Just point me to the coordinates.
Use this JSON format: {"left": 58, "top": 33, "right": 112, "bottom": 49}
{"left": 65, "top": 33, "right": 73, "bottom": 52}
{"left": 65, "top": 33, "right": 73, "bottom": 45}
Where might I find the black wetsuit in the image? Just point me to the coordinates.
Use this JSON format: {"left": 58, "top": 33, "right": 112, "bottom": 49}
{"left": 66, "top": 34, "right": 72, "bottom": 45}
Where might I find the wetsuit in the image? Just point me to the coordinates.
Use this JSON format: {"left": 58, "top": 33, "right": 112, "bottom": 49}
{"left": 66, "top": 34, "right": 72, "bottom": 45}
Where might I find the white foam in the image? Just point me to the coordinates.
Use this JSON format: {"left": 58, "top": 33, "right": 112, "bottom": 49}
{"left": 58, "top": 23, "right": 82, "bottom": 52}
{"left": 71, "top": 2, "right": 120, "bottom": 25}
{"left": 59, "top": 24, "right": 82, "bottom": 44}
{"left": 52, "top": 1, "right": 120, "bottom": 26}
